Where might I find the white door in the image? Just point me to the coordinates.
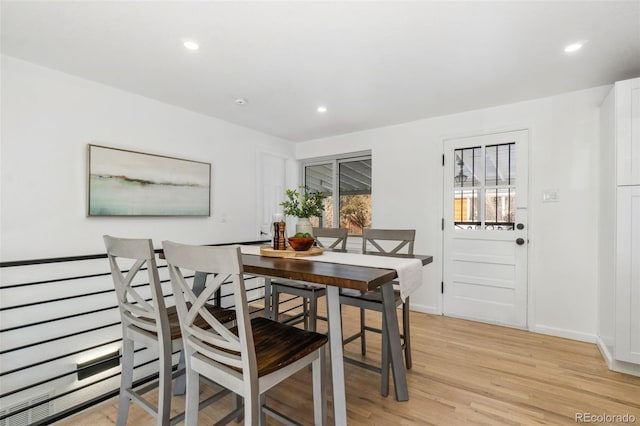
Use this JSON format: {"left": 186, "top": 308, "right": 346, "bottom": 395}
{"left": 443, "top": 130, "right": 528, "bottom": 328}
{"left": 258, "top": 153, "right": 286, "bottom": 240}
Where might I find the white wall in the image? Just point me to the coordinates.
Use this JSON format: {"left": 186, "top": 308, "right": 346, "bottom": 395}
{"left": 0, "top": 55, "right": 296, "bottom": 416}
{"left": 0, "top": 55, "right": 296, "bottom": 261}
{"left": 296, "top": 85, "right": 610, "bottom": 342}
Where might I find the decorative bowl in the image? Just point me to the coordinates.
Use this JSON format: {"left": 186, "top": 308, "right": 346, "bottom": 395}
{"left": 288, "top": 237, "right": 315, "bottom": 251}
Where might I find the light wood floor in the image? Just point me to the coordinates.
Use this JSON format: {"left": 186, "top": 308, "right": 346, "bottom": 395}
{"left": 58, "top": 304, "right": 640, "bottom": 425}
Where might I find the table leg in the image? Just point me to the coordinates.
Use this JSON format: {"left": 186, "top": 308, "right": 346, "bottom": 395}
{"left": 175, "top": 271, "right": 209, "bottom": 395}
{"left": 326, "top": 286, "right": 347, "bottom": 425}
{"left": 380, "top": 282, "right": 409, "bottom": 401}
{"left": 263, "top": 277, "right": 272, "bottom": 319}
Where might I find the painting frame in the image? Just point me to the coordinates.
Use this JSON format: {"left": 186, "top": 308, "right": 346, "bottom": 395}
{"left": 87, "top": 144, "right": 211, "bottom": 217}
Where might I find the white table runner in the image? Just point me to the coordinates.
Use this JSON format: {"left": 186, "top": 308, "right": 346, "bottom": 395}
{"left": 239, "top": 245, "right": 423, "bottom": 300}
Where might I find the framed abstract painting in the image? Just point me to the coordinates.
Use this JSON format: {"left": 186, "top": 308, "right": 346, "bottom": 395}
{"left": 87, "top": 144, "right": 211, "bottom": 216}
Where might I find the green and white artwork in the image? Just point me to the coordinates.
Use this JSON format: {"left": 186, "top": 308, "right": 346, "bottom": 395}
{"left": 88, "top": 145, "right": 210, "bottom": 216}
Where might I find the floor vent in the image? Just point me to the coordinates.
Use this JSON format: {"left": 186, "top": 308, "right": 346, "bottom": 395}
{"left": 0, "top": 392, "right": 54, "bottom": 426}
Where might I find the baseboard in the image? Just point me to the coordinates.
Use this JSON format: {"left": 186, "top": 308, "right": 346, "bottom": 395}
{"left": 408, "top": 303, "right": 440, "bottom": 315}
{"left": 596, "top": 335, "right": 614, "bottom": 368}
{"left": 532, "top": 324, "right": 596, "bottom": 343}
{"left": 596, "top": 336, "right": 640, "bottom": 377}
{"left": 609, "top": 360, "right": 640, "bottom": 377}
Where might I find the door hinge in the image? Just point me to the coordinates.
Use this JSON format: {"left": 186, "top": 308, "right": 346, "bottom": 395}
{"left": 442, "top": 154, "right": 445, "bottom": 166}
{"left": 441, "top": 281, "right": 444, "bottom": 294}
{"left": 441, "top": 218, "right": 444, "bottom": 230}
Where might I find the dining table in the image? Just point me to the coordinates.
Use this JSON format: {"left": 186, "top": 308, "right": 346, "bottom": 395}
{"left": 226, "top": 245, "right": 433, "bottom": 425}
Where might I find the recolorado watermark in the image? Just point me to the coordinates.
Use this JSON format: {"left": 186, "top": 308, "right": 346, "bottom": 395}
{"left": 575, "top": 412, "right": 637, "bottom": 423}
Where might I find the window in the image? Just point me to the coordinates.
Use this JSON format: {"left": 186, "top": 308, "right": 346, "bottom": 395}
{"left": 453, "top": 143, "right": 516, "bottom": 230}
{"left": 302, "top": 153, "right": 372, "bottom": 235}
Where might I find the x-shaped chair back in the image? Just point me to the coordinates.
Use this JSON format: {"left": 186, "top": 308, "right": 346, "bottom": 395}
{"left": 362, "top": 228, "right": 415, "bottom": 255}
{"left": 313, "top": 227, "right": 348, "bottom": 250}
{"left": 162, "top": 241, "right": 257, "bottom": 388}
{"left": 104, "top": 236, "right": 170, "bottom": 345}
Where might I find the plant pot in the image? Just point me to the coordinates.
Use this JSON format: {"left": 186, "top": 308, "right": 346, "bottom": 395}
{"left": 295, "top": 217, "right": 313, "bottom": 236}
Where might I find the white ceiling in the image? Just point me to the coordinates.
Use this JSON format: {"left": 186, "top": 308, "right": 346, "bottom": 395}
{"left": 2, "top": 1, "right": 639, "bottom": 142}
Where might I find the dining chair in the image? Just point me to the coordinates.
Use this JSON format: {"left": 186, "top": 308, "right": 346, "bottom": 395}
{"left": 271, "top": 227, "right": 348, "bottom": 331}
{"left": 339, "top": 228, "right": 415, "bottom": 396}
{"left": 103, "top": 235, "right": 234, "bottom": 426}
{"left": 162, "top": 240, "right": 328, "bottom": 426}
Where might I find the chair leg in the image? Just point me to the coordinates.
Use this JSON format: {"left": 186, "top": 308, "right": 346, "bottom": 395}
{"left": 244, "top": 382, "right": 259, "bottom": 426}
{"left": 259, "top": 393, "right": 267, "bottom": 426}
{"left": 233, "top": 394, "right": 243, "bottom": 422}
{"left": 263, "top": 277, "right": 272, "bottom": 319}
{"left": 313, "top": 347, "right": 327, "bottom": 426}
{"left": 272, "top": 288, "right": 280, "bottom": 322}
{"left": 184, "top": 360, "right": 200, "bottom": 426}
{"left": 403, "top": 298, "right": 412, "bottom": 369}
{"left": 116, "top": 338, "right": 134, "bottom": 426}
{"left": 156, "top": 340, "right": 173, "bottom": 426}
{"left": 309, "top": 293, "right": 318, "bottom": 333}
{"left": 173, "top": 350, "right": 186, "bottom": 395}
{"left": 360, "top": 307, "right": 366, "bottom": 356}
{"left": 380, "top": 315, "right": 390, "bottom": 397}
{"left": 303, "top": 297, "right": 309, "bottom": 330}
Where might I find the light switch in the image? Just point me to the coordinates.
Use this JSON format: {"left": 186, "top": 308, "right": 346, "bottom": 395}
{"left": 542, "top": 190, "right": 559, "bottom": 202}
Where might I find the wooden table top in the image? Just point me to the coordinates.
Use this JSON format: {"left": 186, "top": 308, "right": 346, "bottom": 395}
{"left": 242, "top": 252, "right": 433, "bottom": 292}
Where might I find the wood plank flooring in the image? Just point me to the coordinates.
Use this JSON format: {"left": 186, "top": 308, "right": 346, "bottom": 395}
{"left": 57, "top": 303, "right": 640, "bottom": 425}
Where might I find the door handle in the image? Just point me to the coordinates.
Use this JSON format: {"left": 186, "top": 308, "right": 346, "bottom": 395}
{"left": 516, "top": 238, "right": 525, "bottom": 245}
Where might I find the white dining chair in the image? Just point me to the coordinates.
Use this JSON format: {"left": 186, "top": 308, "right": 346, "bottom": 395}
{"left": 163, "top": 240, "right": 328, "bottom": 426}
{"left": 339, "top": 228, "right": 415, "bottom": 396}
{"left": 271, "top": 227, "right": 348, "bottom": 331}
{"left": 103, "top": 235, "right": 233, "bottom": 425}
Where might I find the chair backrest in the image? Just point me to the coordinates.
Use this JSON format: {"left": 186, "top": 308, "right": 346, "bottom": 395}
{"left": 361, "top": 228, "right": 415, "bottom": 255}
{"left": 313, "top": 227, "right": 348, "bottom": 250}
{"left": 103, "top": 235, "right": 170, "bottom": 343}
{"left": 162, "top": 241, "right": 257, "bottom": 385}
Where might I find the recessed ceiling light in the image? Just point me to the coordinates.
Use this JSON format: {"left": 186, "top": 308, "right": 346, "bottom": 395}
{"left": 317, "top": 106, "right": 327, "bottom": 113}
{"left": 564, "top": 42, "right": 584, "bottom": 53}
{"left": 235, "top": 98, "right": 248, "bottom": 106}
{"left": 183, "top": 40, "right": 199, "bottom": 51}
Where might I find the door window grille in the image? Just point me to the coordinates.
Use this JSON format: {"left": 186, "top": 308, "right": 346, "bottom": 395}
{"left": 485, "top": 143, "right": 515, "bottom": 229}
{"left": 453, "top": 146, "right": 481, "bottom": 229}
{"left": 453, "top": 142, "right": 516, "bottom": 230}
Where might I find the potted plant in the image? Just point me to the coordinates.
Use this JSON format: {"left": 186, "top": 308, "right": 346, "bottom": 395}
{"left": 280, "top": 185, "right": 326, "bottom": 236}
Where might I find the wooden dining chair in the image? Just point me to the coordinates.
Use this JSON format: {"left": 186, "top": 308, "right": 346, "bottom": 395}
{"left": 162, "top": 240, "right": 328, "bottom": 426}
{"left": 339, "top": 228, "right": 415, "bottom": 396}
{"left": 271, "top": 227, "right": 348, "bottom": 331}
{"left": 103, "top": 235, "right": 233, "bottom": 426}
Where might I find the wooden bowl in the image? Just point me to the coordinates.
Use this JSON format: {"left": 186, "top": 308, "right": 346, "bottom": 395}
{"left": 288, "top": 237, "right": 315, "bottom": 251}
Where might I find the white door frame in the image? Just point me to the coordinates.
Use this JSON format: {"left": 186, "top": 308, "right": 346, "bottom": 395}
{"left": 440, "top": 127, "right": 533, "bottom": 330}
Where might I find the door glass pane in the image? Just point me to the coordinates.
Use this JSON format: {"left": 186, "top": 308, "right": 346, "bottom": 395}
{"left": 454, "top": 189, "right": 480, "bottom": 229}
{"left": 485, "top": 143, "right": 516, "bottom": 186}
{"left": 484, "top": 142, "right": 516, "bottom": 230}
{"left": 453, "top": 147, "right": 481, "bottom": 229}
{"left": 339, "top": 159, "right": 371, "bottom": 235}
{"left": 485, "top": 188, "right": 515, "bottom": 230}
{"left": 304, "top": 163, "right": 333, "bottom": 228}
{"left": 454, "top": 147, "right": 481, "bottom": 188}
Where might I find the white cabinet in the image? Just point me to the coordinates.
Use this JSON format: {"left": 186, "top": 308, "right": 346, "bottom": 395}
{"left": 615, "top": 78, "right": 640, "bottom": 185}
{"left": 616, "top": 186, "right": 640, "bottom": 364}
{"left": 597, "top": 77, "right": 640, "bottom": 376}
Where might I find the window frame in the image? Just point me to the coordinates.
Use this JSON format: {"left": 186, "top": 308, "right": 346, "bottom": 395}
{"left": 301, "top": 151, "right": 372, "bottom": 230}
